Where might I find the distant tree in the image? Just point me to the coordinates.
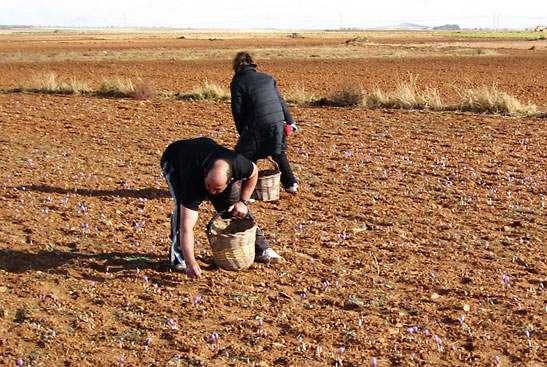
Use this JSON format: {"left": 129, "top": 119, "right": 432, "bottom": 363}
{"left": 433, "top": 24, "right": 461, "bottom": 31}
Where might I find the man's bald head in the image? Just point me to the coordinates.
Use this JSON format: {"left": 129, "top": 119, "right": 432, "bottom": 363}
{"left": 204, "top": 159, "right": 232, "bottom": 195}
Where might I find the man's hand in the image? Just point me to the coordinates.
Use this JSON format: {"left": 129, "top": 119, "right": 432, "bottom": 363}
{"left": 228, "top": 201, "right": 249, "bottom": 217}
{"left": 185, "top": 260, "right": 202, "bottom": 279}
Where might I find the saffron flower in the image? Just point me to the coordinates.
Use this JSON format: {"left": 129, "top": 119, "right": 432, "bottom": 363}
{"left": 194, "top": 295, "right": 202, "bottom": 308}
{"left": 459, "top": 315, "right": 465, "bottom": 328}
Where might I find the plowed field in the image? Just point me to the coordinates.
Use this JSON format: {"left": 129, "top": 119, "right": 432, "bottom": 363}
{"left": 0, "top": 31, "right": 546, "bottom": 367}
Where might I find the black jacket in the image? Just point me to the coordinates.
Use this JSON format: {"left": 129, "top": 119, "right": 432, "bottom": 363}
{"left": 231, "top": 66, "right": 294, "bottom": 158}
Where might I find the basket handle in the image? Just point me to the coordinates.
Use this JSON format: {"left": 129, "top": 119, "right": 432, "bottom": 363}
{"left": 257, "top": 158, "right": 279, "bottom": 171}
{"left": 206, "top": 208, "right": 256, "bottom": 233}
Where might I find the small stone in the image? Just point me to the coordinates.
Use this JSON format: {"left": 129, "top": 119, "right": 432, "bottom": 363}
{"left": 431, "top": 293, "right": 440, "bottom": 300}
{"left": 463, "top": 304, "right": 471, "bottom": 312}
{"left": 344, "top": 297, "right": 363, "bottom": 310}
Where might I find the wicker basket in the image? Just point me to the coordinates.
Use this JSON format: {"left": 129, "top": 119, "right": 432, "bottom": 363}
{"left": 252, "top": 159, "right": 281, "bottom": 202}
{"left": 206, "top": 210, "right": 257, "bottom": 271}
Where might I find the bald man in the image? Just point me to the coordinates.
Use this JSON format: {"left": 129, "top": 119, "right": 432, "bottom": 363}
{"left": 160, "top": 137, "right": 282, "bottom": 278}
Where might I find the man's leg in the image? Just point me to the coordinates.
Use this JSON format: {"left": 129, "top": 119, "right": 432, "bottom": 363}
{"left": 162, "top": 161, "right": 186, "bottom": 272}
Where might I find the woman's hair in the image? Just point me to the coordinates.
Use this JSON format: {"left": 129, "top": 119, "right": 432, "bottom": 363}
{"left": 233, "top": 51, "right": 257, "bottom": 74}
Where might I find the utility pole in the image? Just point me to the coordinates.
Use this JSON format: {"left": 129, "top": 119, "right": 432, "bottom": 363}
{"left": 493, "top": 12, "right": 500, "bottom": 31}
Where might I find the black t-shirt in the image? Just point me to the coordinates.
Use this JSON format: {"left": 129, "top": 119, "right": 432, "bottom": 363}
{"left": 161, "top": 137, "right": 254, "bottom": 210}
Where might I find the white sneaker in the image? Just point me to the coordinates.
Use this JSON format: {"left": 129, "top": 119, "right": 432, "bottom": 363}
{"left": 255, "top": 248, "right": 284, "bottom": 264}
{"left": 285, "top": 183, "right": 298, "bottom": 194}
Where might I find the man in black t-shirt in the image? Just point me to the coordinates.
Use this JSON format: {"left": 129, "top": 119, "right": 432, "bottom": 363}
{"left": 160, "top": 137, "right": 283, "bottom": 278}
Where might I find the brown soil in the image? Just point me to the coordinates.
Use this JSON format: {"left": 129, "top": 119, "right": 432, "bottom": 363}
{"left": 1, "top": 33, "right": 546, "bottom": 107}
{"left": 0, "top": 33, "right": 546, "bottom": 367}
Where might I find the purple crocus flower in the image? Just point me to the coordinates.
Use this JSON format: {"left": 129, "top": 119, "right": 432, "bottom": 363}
{"left": 210, "top": 332, "right": 220, "bottom": 349}
{"left": 525, "top": 330, "right": 532, "bottom": 347}
{"left": 501, "top": 274, "right": 510, "bottom": 286}
{"left": 168, "top": 319, "right": 177, "bottom": 329}
{"left": 459, "top": 315, "right": 465, "bottom": 328}
{"left": 433, "top": 335, "right": 443, "bottom": 351}
{"left": 372, "top": 357, "right": 377, "bottom": 367}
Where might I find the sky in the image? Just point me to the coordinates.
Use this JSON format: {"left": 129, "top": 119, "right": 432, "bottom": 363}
{"left": 1, "top": 0, "right": 546, "bottom": 30}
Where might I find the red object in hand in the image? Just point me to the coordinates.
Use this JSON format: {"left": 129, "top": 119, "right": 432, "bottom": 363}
{"left": 285, "top": 124, "right": 294, "bottom": 136}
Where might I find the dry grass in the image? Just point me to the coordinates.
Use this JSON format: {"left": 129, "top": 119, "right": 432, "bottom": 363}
{"left": 98, "top": 76, "right": 135, "bottom": 98}
{"left": 284, "top": 84, "right": 317, "bottom": 105}
{"left": 15, "top": 73, "right": 156, "bottom": 100}
{"left": 371, "top": 75, "right": 444, "bottom": 110}
{"left": 311, "top": 77, "right": 538, "bottom": 116}
{"left": 313, "top": 85, "right": 367, "bottom": 107}
{"left": 176, "top": 80, "right": 230, "bottom": 102}
{"left": 11, "top": 73, "right": 543, "bottom": 116}
{"left": 131, "top": 81, "right": 156, "bottom": 100}
{"left": 459, "top": 85, "right": 537, "bottom": 115}
{"left": 315, "top": 75, "right": 445, "bottom": 110}
{"left": 20, "top": 72, "right": 92, "bottom": 95}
